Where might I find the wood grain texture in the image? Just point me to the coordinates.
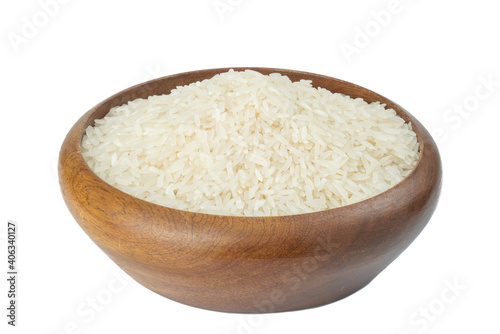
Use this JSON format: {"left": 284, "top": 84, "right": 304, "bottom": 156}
{"left": 58, "top": 68, "right": 442, "bottom": 313}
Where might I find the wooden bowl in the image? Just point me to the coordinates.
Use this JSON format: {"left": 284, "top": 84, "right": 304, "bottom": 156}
{"left": 59, "top": 67, "right": 442, "bottom": 313}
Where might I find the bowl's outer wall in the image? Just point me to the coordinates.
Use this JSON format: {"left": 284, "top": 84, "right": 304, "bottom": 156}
{"left": 59, "top": 68, "right": 442, "bottom": 313}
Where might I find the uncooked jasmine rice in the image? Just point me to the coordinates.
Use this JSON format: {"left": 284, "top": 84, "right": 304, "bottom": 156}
{"left": 82, "top": 70, "right": 419, "bottom": 216}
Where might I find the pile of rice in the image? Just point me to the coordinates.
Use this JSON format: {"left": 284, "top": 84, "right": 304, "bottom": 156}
{"left": 82, "top": 70, "right": 419, "bottom": 216}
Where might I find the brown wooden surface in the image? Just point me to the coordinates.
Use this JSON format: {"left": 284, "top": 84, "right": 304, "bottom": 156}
{"left": 58, "top": 68, "right": 442, "bottom": 313}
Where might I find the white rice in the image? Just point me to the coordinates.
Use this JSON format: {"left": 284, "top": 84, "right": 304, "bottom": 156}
{"left": 81, "top": 70, "right": 419, "bottom": 216}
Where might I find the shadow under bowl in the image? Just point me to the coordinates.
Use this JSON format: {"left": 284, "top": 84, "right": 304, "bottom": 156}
{"left": 59, "top": 67, "right": 442, "bottom": 313}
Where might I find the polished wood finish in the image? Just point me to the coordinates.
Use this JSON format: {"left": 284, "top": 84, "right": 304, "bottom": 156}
{"left": 59, "top": 68, "right": 442, "bottom": 313}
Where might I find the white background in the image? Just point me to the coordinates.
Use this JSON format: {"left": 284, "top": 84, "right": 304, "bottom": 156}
{"left": 1, "top": 0, "right": 499, "bottom": 333}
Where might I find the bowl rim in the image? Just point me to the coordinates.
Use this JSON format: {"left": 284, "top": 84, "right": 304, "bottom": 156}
{"left": 69, "top": 66, "right": 433, "bottom": 220}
